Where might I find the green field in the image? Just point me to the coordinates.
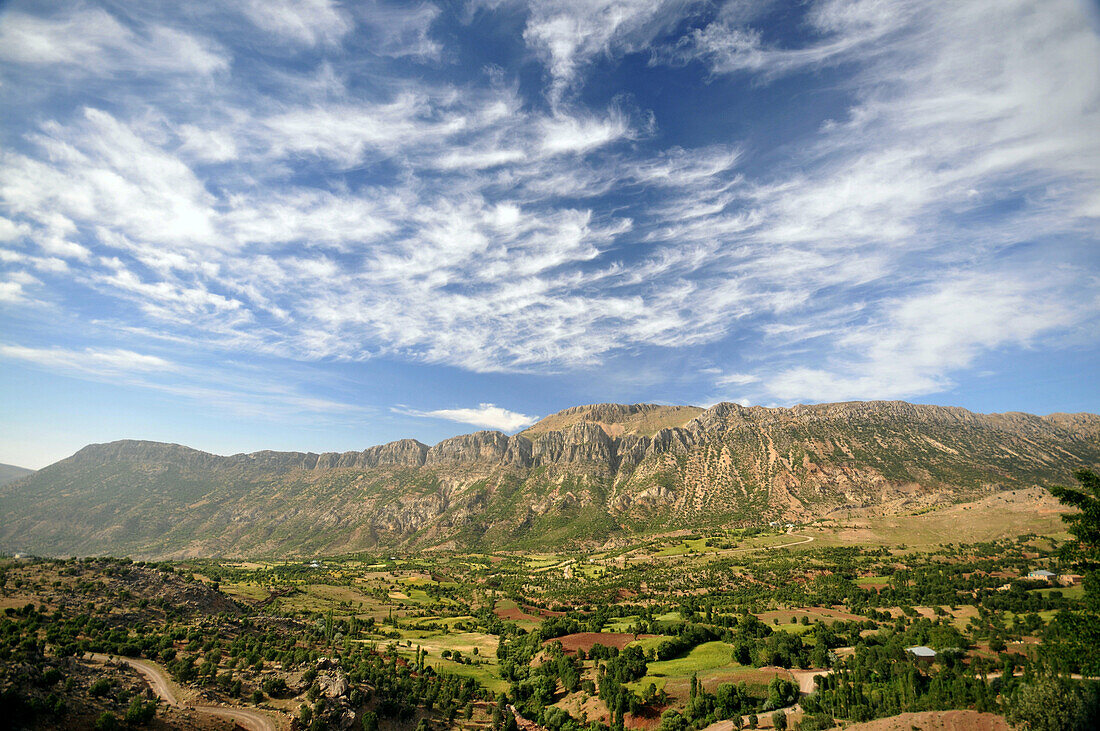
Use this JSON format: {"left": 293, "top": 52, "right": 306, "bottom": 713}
{"left": 1033, "top": 585, "right": 1084, "bottom": 599}
{"left": 628, "top": 641, "right": 737, "bottom": 692}
{"left": 626, "top": 634, "right": 675, "bottom": 654}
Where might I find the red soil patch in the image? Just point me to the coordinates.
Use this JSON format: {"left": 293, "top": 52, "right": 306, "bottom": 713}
{"left": 544, "top": 632, "right": 656, "bottom": 654}
{"left": 495, "top": 606, "right": 543, "bottom": 622}
{"left": 494, "top": 601, "right": 565, "bottom": 622}
{"left": 624, "top": 705, "right": 663, "bottom": 730}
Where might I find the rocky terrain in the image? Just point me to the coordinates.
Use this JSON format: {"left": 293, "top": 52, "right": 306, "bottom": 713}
{"left": 1, "top": 401, "right": 1098, "bottom": 558}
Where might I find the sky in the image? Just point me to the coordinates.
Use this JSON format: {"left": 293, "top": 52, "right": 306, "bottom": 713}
{"left": 1, "top": 0, "right": 1099, "bottom": 469}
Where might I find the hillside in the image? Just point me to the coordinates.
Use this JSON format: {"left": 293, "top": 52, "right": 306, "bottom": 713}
{"left": 0, "top": 462, "right": 34, "bottom": 486}
{"left": 1, "top": 401, "right": 1097, "bottom": 558}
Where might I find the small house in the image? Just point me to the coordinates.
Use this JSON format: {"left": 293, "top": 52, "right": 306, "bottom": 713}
{"left": 1027, "top": 569, "right": 1055, "bottom": 582}
{"left": 1059, "top": 574, "right": 1083, "bottom": 586}
{"left": 906, "top": 646, "right": 937, "bottom": 665}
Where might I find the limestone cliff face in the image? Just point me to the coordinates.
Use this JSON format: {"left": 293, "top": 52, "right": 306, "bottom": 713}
{"left": 314, "top": 439, "right": 429, "bottom": 469}
{"left": 2, "top": 401, "right": 1097, "bottom": 558}
{"left": 530, "top": 422, "right": 616, "bottom": 466}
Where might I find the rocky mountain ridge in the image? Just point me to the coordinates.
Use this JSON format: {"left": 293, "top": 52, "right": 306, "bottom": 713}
{"left": 2, "top": 401, "right": 1098, "bottom": 558}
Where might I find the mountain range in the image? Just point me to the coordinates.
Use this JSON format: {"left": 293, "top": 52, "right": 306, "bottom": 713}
{"left": 0, "top": 463, "right": 34, "bottom": 486}
{"left": 1, "top": 401, "right": 1097, "bottom": 559}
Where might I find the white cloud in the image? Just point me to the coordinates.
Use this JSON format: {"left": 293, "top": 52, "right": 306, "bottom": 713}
{"left": 0, "top": 344, "right": 176, "bottom": 374}
{"left": 0, "top": 341, "right": 369, "bottom": 421}
{"left": 666, "top": 0, "right": 904, "bottom": 78}
{"left": 538, "top": 109, "right": 636, "bottom": 154}
{"left": 358, "top": 2, "right": 442, "bottom": 59}
{"left": 753, "top": 273, "right": 1076, "bottom": 403}
{"left": 0, "top": 273, "right": 39, "bottom": 303}
{"left": 176, "top": 124, "right": 239, "bottom": 163}
{"left": 520, "top": 0, "right": 700, "bottom": 102}
{"left": 1, "top": 0, "right": 1096, "bottom": 413}
{"left": 0, "top": 217, "right": 30, "bottom": 242}
{"left": 1, "top": 108, "right": 218, "bottom": 250}
{"left": 715, "top": 372, "right": 759, "bottom": 387}
{"left": 239, "top": 0, "right": 353, "bottom": 46}
{"left": 399, "top": 403, "right": 539, "bottom": 431}
{"left": 0, "top": 7, "right": 228, "bottom": 75}
{"left": 259, "top": 94, "right": 466, "bottom": 164}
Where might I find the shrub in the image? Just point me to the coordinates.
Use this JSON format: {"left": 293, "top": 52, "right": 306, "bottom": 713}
{"left": 125, "top": 696, "right": 156, "bottom": 726}
{"left": 94, "top": 711, "right": 119, "bottom": 731}
{"left": 89, "top": 678, "right": 112, "bottom": 697}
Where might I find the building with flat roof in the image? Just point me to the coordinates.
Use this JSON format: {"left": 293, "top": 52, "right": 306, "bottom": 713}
{"left": 906, "top": 646, "right": 937, "bottom": 666}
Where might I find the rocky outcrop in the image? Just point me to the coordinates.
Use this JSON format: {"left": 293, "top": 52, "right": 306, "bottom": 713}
{"left": 427, "top": 431, "right": 517, "bottom": 466}
{"left": 317, "top": 669, "right": 349, "bottom": 698}
{"left": 531, "top": 422, "right": 616, "bottom": 466}
{"left": 314, "top": 439, "right": 429, "bottom": 469}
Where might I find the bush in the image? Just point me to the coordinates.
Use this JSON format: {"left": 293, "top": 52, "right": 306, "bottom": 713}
{"left": 94, "top": 711, "right": 120, "bottom": 731}
{"left": 89, "top": 678, "right": 112, "bottom": 697}
{"left": 798, "top": 713, "right": 834, "bottom": 731}
{"left": 125, "top": 696, "right": 156, "bottom": 726}
{"left": 262, "top": 677, "right": 288, "bottom": 697}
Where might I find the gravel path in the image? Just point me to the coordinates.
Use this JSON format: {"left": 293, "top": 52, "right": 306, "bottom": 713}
{"left": 88, "top": 653, "right": 279, "bottom": 731}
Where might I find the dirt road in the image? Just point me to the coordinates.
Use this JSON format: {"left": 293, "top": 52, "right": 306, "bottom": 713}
{"left": 789, "top": 668, "right": 832, "bottom": 694}
{"left": 88, "top": 653, "right": 278, "bottom": 731}
{"left": 774, "top": 534, "right": 815, "bottom": 549}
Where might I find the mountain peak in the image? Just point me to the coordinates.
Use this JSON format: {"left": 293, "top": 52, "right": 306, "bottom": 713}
{"left": 521, "top": 402, "right": 704, "bottom": 438}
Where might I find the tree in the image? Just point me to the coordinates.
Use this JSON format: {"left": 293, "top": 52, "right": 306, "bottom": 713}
{"left": 1049, "top": 469, "right": 1100, "bottom": 610}
{"left": 125, "top": 696, "right": 156, "bottom": 726}
{"left": 1043, "top": 469, "right": 1100, "bottom": 675}
{"left": 1006, "top": 677, "right": 1100, "bottom": 731}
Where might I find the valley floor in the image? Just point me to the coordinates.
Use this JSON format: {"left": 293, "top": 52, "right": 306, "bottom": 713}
{"left": 1, "top": 492, "right": 1097, "bottom": 730}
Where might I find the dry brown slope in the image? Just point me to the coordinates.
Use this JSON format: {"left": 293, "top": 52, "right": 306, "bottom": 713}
{"left": 521, "top": 403, "right": 704, "bottom": 438}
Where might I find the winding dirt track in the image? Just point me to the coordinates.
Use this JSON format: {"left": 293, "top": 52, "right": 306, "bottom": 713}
{"left": 773, "top": 534, "right": 815, "bottom": 549}
{"left": 88, "top": 653, "right": 278, "bottom": 731}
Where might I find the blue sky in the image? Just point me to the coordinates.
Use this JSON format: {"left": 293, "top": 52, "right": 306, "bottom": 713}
{"left": 1, "top": 0, "right": 1099, "bottom": 468}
